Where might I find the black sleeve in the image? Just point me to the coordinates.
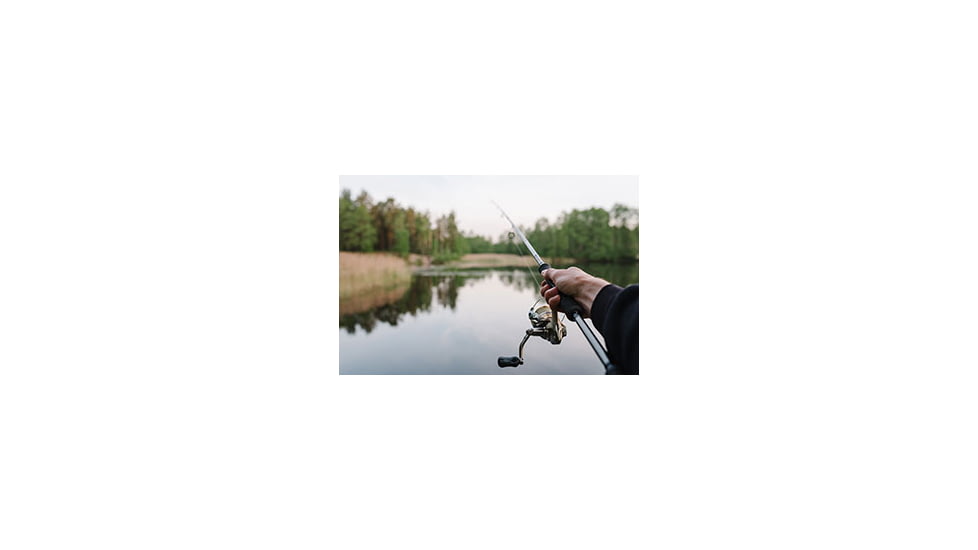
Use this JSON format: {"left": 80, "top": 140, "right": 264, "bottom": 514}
{"left": 589, "top": 284, "right": 639, "bottom": 374}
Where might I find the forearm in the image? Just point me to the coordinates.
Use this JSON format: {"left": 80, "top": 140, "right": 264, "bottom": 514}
{"left": 590, "top": 284, "right": 640, "bottom": 375}
{"left": 574, "top": 276, "right": 611, "bottom": 318}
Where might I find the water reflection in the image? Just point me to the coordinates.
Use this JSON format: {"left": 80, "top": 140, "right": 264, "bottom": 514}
{"left": 339, "top": 264, "right": 639, "bottom": 374}
{"left": 339, "top": 264, "right": 638, "bottom": 335}
{"left": 584, "top": 262, "right": 640, "bottom": 287}
{"left": 340, "top": 270, "right": 497, "bottom": 334}
{"left": 495, "top": 269, "right": 541, "bottom": 292}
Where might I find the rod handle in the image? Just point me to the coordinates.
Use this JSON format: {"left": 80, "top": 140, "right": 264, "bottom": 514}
{"left": 538, "top": 263, "right": 584, "bottom": 317}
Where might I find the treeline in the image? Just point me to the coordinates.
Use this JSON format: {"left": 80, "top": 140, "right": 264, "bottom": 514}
{"left": 466, "top": 205, "right": 639, "bottom": 263}
{"left": 340, "top": 189, "right": 639, "bottom": 263}
{"left": 339, "top": 189, "right": 468, "bottom": 262}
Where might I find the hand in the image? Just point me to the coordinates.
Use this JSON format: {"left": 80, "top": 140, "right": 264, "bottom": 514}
{"left": 540, "top": 267, "right": 610, "bottom": 318}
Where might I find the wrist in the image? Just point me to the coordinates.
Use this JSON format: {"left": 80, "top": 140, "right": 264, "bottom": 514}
{"left": 579, "top": 277, "right": 610, "bottom": 317}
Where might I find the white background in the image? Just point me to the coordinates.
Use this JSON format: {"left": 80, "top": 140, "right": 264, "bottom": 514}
{"left": 2, "top": 1, "right": 977, "bottom": 548}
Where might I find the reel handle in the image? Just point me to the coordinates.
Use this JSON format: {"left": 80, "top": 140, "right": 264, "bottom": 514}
{"left": 498, "top": 356, "right": 522, "bottom": 367}
{"left": 538, "top": 263, "right": 584, "bottom": 318}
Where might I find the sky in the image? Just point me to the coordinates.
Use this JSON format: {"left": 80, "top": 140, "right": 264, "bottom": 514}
{"left": 338, "top": 175, "right": 639, "bottom": 238}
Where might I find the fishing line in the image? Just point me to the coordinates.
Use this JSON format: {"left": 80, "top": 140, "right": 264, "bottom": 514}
{"left": 507, "top": 231, "right": 566, "bottom": 327}
{"left": 493, "top": 200, "right": 616, "bottom": 373}
{"left": 508, "top": 231, "right": 542, "bottom": 285}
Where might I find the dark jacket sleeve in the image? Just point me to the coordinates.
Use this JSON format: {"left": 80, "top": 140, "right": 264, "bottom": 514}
{"left": 589, "top": 284, "right": 639, "bottom": 374}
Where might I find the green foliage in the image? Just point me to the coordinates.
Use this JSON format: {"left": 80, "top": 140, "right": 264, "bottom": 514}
{"left": 339, "top": 189, "right": 468, "bottom": 261}
{"left": 392, "top": 210, "right": 410, "bottom": 257}
{"left": 463, "top": 233, "right": 494, "bottom": 253}
{"left": 339, "top": 190, "right": 377, "bottom": 252}
{"left": 339, "top": 188, "right": 638, "bottom": 263}
{"left": 508, "top": 204, "right": 638, "bottom": 262}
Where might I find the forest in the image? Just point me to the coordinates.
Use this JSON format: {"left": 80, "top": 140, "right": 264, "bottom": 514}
{"left": 339, "top": 189, "right": 639, "bottom": 263}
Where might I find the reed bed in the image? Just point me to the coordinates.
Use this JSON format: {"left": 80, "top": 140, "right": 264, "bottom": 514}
{"left": 446, "top": 254, "right": 575, "bottom": 269}
{"left": 339, "top": 252, "right": 412, "bottom": 303}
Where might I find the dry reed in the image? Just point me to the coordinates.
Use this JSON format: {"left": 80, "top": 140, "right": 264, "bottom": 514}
{"left": 339, "top": 252, "right": 412, "bottom": 305}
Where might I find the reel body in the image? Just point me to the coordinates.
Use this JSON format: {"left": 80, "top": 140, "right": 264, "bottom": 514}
{"left": 492, "top": 200, "right": 617, "bottom": 373}
{"left": 498, "top": 301, "right": 567, "bottom": 367}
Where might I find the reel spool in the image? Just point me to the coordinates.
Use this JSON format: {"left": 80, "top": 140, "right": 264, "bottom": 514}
{"left": 497, "top": 300, "right": 567, "bottom": 368}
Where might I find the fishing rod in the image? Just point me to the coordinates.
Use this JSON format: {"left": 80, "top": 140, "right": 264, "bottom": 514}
{"left": 492, "top": 201, "right": 617, "bottom": 374}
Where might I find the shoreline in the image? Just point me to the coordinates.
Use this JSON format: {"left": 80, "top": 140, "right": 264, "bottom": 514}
{"left": 340, "top": 252, "right": 633, "bottom": 276}
{"left": 339, "top": 252, "right": 637, "bottom": 316}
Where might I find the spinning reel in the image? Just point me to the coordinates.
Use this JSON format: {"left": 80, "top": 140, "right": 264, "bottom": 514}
{"left": 491, "top": 200, "right": 617, "bottom": 373}
{"left": 497, "top": 300, "right": 567, "bottom": 368}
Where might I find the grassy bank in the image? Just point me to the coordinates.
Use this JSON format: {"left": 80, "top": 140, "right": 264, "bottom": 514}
{"left": 441, "top": 253, "right": 579, "bottom": 269}
{"left": 443, "top": 253, "right": 535, "bottom": 269}
{"left": 338, "top": 253, "right": 530, "bottom": 315}
{"left": 340, "top": 251, "right": 615, "bottom": 280}
{"left": 339, "top": 252, "right": 412, "bottom": 313}
{"left": 338, "top": 251, "right": 635, "bottom": 315}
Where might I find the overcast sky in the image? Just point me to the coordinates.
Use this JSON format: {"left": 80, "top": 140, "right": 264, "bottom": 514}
{"left": 339, "top": 175, "right": 639, "bottom": 238}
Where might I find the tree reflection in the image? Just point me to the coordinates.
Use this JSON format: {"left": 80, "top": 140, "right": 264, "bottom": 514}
{"left": 496, "top": 270, "right": 540, "bottom": 292}
{"left": 585, "top": 262, "right": 640, "bottom": 287}
{"left": 340, "top": 271, "right": 493, "bottom": 334}
{"left": 339, "top": 265, "right": 638, "bottom": 334}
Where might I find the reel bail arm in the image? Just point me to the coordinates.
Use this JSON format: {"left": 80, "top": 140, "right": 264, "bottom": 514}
{"left": 493, "top": 201, "right": 618, "bottom": 374}
{"left": 497, "top": 302, "right": 565, "bottom": 367}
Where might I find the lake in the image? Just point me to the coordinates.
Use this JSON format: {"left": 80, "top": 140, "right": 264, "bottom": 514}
{"left": 339, "top": 263, "right": 638, "bottom": 374}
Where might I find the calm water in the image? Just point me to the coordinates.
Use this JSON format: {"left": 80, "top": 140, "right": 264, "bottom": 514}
{"left": 339, "top": 264, "right": 638, "bottom": 374}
